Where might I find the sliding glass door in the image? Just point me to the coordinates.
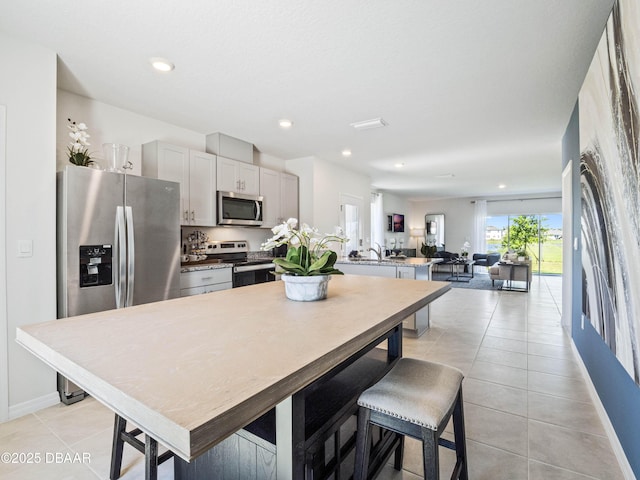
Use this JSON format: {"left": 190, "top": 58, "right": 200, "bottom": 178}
{"left": 485, "top": 213, "right": 562, "bottom": 275}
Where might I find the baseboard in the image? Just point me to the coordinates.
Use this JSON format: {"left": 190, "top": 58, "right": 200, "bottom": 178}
{"left": 571, "top": 341, "right": 635, "bottom": 480}
{"left": 8, "top": 391, "right": 59, "bottom": 420}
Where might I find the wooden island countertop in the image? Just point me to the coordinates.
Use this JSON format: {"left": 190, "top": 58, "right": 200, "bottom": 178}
{"left": 16, "top": 275, "right": 450, "bottom": 468}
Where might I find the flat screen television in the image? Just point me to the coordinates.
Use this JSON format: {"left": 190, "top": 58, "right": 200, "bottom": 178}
{"left": 392, "top": 213, "right": 404, "bottom": 232}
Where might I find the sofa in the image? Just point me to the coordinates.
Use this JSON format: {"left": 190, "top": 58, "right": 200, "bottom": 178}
{"left": 488, "top": 254, "right": 532, "bottom": 290}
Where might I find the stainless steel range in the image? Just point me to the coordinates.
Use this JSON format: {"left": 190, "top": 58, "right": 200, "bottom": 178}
{"left": 204, "top": 240, "right": 276, "bottom": 288}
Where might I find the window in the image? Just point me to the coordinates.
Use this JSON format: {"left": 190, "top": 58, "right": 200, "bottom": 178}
{"left": 485, "top": 213, "right": 562, "bottom": 275}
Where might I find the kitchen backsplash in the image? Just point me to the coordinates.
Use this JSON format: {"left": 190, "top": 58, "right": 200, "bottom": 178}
{"left": 181, "top": 226, "right": 275, "bottom": 254}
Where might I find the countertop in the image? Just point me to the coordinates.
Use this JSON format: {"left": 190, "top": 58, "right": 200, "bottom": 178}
{"left": 336, "top": 257, "right": 444, "bottom": 267}
{"left": 180, "top": 262, "right": 233, "bottom": 273}
{"left": 16, "top": 275, "right": 450, "bottom": 461}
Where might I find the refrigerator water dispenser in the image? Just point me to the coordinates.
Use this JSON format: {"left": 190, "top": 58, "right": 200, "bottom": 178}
{"left": 79, "top": 245, "right": 113, "bottom": 287}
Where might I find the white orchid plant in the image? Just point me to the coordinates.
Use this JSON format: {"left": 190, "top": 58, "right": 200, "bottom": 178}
{"left": 461, "top": 241, "right": 471, "bottom": 256}
{"left": 67, "top": 118, "right": 94, "bottom": 166}
{"left": 261, "top": 218, "right": 348, "bottom": 276}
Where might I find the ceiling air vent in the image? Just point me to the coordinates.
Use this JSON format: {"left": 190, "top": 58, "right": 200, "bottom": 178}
{"left": 350, "top": 117, "right": 388, "bottom": 130}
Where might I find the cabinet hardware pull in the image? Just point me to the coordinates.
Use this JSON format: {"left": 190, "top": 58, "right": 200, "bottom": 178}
{"left": 191, "top": 210, "right": 195, "bottom": 222}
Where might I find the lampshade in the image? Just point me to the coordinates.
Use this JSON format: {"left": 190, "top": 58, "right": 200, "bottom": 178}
{"left": 410, "top": 228, "right": 425, "bottom": 237}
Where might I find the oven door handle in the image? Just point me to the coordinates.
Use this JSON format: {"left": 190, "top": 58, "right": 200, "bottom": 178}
{"left": 233, "top": 263, "right": 275, "bottom": 273}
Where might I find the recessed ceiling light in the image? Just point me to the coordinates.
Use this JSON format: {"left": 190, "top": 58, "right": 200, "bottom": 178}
{"left": 498, "top": 184, "right": 506, "bottom": 189}
{"left": 341, "top": 149, "right": 352, "bottom": 157}
{"left": 149, "top": 57, "right": 174, "bottom": 72}
{"left": 350, "top": 117, "right": 388, "bottom": 130}
{"left": 394, "top": 162, "right": 404, "bottom": 168}
{"left": 279, "top": 119, "right": 293, "bottom": 129}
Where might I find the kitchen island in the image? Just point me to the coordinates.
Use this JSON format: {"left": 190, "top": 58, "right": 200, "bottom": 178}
{"left": 17, "top": 275, "right": 450, "bottom": 479}
{"left": 337, "top": 257, "right": 443, "bottom": 337}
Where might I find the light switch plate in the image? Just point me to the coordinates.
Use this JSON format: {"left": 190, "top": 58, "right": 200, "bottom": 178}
{"left": 18, "top": 240, "right": 33, "bottom": 258}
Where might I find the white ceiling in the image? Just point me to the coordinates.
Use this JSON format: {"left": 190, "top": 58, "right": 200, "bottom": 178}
{"left": 0, "top": 1, "right": 613, "bottom": 200}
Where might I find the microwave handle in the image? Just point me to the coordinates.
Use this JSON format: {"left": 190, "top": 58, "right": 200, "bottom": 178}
{"left": 255, "top": 200, "right": 261, "bottom": 221}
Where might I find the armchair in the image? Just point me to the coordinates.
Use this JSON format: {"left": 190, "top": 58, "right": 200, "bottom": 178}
{"left": 489, "top": 258, "right": 532, "bottom": 291}
{"left": 472, "top": 253, "right": 501, "bottom": 271}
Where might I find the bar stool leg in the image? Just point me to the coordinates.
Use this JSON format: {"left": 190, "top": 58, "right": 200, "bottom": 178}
{"left": 421, "top": 428, "right": 439, "bottom": 480}
{"left": 354, "top": 408, "right": 372, "bottom": 480}
{"left": 453, "top": 390, "right": 469, "bottom": 480}
{"left": 393, "top": 434, "right": 404, "bottom": 470}
{"left": 109, "top": 414, "right": 127, "bottom": 480}
{"left": 145, "top": 434, "right": 158, "bottom": 480}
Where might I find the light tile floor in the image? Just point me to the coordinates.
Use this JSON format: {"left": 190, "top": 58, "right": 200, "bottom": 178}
{"left": 378, "top": 275, "right": 626, "bottom": 480}
{"left": 0, "top": 276, "right": 627, "bottom": 479}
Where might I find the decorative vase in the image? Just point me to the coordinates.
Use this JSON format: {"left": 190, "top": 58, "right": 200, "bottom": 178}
{"left": 281, "top": 274, "right": 330, "bottom": 301}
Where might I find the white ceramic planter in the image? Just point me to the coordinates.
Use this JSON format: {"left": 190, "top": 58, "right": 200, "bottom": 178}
{"left": 281, "top": 274, "right": 330, "bottom": 301}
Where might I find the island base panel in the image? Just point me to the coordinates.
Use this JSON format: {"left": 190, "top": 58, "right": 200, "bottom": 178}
{"left": 175, "top": 327, "right": 403, "bottom": 479}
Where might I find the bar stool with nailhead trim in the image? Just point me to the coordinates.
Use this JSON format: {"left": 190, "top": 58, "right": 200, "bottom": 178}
{"left": 354, "top": 357, "right": 468, "bottom": 480}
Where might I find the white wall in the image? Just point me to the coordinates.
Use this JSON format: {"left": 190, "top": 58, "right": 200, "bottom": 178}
{"left": 486, "top": 196, "right": 561, "bottom": 216}
{"left": 410, "top": 194, "right": 563, "bottom": 257}
{"left": 379, "top": 192, "right": 411, "bottom": 251}
{"left": 0, "top": 33, "right": 59, "bottom": 417}
{"left": 410, "top": 197, "right": 475, "bottom": 255}
{"left": 286, "top": 157, "right": 372, "bottom": 251}
{"left": 57, "top": 90, "right": 205, "bottom": 174}
{"left": 285, "top": 156, "right": 315, "bottom": 225}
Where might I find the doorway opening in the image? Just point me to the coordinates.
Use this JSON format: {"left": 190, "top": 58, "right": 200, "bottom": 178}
{"left": 340, "top": 193, "right": 363, "bottom": 256}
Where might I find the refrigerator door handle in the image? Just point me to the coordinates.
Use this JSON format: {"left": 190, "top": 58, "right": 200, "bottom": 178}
{"left": 125, "top": 206, "right": 135, "bottom": 307}
{"left": 114, "top": 206, "right": 127, "bottom": 309}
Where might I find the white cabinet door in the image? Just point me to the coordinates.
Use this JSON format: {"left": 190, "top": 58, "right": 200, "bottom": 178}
{"left": 280, "top": 173, "right": 299, "bottom": 222}
{"left": 396, "top": 266, "right": 415, "bottom": 279}
{"left": 238, "top": 162, "right": 260, "bottom": 195}
{"left": 260, "top": 167, "right": 281, "bottom": 228}
{"left": 339, "top": 264, "right": 397, "bottom": 277}
{"left": 142, "top": 141, "right": 190, "bottom": 224}
{"left": 188, "top": 151, "right": 216, "bottom": 226}
{"left": 180, "top": 269, "right": 233, "bottom": 297}
{"left": 143, "top": 142, "right": 217, "bottom": 226}
{"left": 216, "top": 156, "right": 239, "bottom": 192}
{"left": 216, "top": 156, "right": 259, "bottom": 194}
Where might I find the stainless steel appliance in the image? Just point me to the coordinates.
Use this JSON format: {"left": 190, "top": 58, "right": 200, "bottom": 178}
{"left": 203, "top": 240, "right": 275, "bottom": 287}
{"left": 57, "top": 165, "right": 181, "bottom": 404}
{"left": 217, "top": 191, "right": 263, "bottom": 226}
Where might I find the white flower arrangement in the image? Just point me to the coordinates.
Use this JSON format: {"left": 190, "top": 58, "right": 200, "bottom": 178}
{"left": 261, "top": 218, "right": 348, "bottom": 276}
{"left": 67, "top": 118, "right": 94, "bottom": 166}
{"left": 461, "top": 241, "right": 471, "bottom": 256}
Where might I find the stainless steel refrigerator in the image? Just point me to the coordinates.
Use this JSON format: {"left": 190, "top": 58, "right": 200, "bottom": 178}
{"left": 57, "top": 165, "right": 181, "bottom": 404}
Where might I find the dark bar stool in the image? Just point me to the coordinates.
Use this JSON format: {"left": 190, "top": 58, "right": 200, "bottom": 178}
{"left": 354, "top": 358, "right": 468, "bottom": 480}
{"left": 109, "top": 414, "right": 174, "bottom": 480}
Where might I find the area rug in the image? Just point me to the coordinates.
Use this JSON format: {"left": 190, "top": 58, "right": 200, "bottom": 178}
{"left": 431, "top": 272, "right": 503, "bottom": 291}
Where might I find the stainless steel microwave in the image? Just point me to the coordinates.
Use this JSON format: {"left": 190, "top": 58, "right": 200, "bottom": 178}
{"left": 217, "top": 191, "right": 263, "bottom": 226}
